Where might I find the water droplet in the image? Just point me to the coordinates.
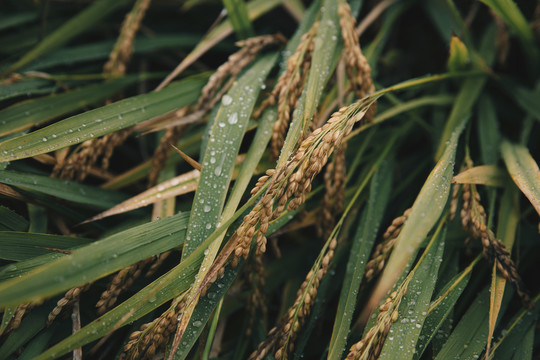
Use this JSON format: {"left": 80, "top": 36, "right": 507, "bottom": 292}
{"left": 205, "top": 223, "right": 212, "bottom": 230}
{"left": 204, "top": 205, "right": 211, "bottom": 212}
{"left": 42, "top": 137, "right": 47, "bottom": 142}
{"left": 227, "top": 112, "right": 238, "bottom": 124}
{"left": 222, "top": 95, "right": 233, "bottom": 106}
{"left": 193, "top": 320, "right": 203, "bottom": 327}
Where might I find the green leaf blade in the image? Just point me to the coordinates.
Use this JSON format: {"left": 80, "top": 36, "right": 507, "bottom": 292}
{"left": 0, "top": 170, "right": 127, "bottom": 208}
{"left": 327, "top": 159, "right": 393, "bottom": 360}
{"left": 0, "top": 76, "right": 207, "bottom": 162}
{"left": 0, "top": 76, "right": 138, "bottom": 137}
{"left": 182, "top": 53, "right": 277, "bottom": 258}
{"left": 0, "top": 232, "right": 92, "bottom": 261}
{"left": 0, "top": 213, "right": 188, "bottom": 308}
{"left": 222, "top": 0, "right": 255, "bottom": 39}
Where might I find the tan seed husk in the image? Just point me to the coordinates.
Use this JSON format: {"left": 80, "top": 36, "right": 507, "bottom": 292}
{"left": 3, "top": 303, "right": 33, "bottom": 334}
{"left": 364, "top": 208, "right": 412, "bottom": 282}
{"left": 47, "top": 284, "right": 91, "bottom": 325}
{"left": 318, "top": 144, "right": 347, "bottom": 238}
{"left": 346, "top": 280, "right": 408, "bottom": 360}
{"left": 230, "top": 100, "right": 374, "bottom": 267}
{"left": 53, "top": 0, "right": 150, "bottom": 181}
{"left": 104, "top": 0, "right": 152, "bottom": 76}
{"left": 460, "top": 162, "right": 533, "bottom": 309}
{"left": 121, "top": 296, "right": 185, "bottom": 360}
{"left": 250, "top": 237, "right": 338, "bottom": 360}
{"left": 269, "top": 22, "right": 318, "bottom": 161}
{"left": 96, "top": 258, "right": 152, "bottom": 315}
{"left": 338, "top": 1, "right": 376, "bottom": 121}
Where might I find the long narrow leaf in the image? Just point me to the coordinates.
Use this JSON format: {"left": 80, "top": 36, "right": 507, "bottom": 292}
{"left": 327, "top": 159, "right": 393, "bottom": 360}
{"left": 434, "top": 77, "right": 486, "bottom": 160}
{"left": 434, "top": 287, "right": 509, "bottom": 360}
{"left": 490, "top": 295, "right": 540, "bottom": 359}
{"left": 85, "top": 169, "right": 199, "bottom": 222}
{"left": 0, "top": 213, "right": 188, "bottom": 308}
{"left": 0, "top": 232, "right": 92, "bottom": 261}
{"left": 182, "top": 53, "right": 277, "bottom": 258}
{"left": 478, "top": 0, "right": 536, "bottom": 50}
{"left": 0, "top": 76, "right": 139, "bottom": 137}
{"left": 0, "top": 170, "right": 127, "bottom": 209}
{"left": 0, "top": 76, "right": 207, "bottom": 162}
{"left": 452, "top": 165, "right": 506, "bottom": 187}
{"left": 0, "top": 206, "right": 28, "bottom": 231}
{"left": 172, "top": 53, "right": 278, "bottom": 358}
{"left": 487, "top": 185, "right": 519, "bottom": 356}
{"left": 0, "top": 79, "right": 54, "bottom": 102}
{"left": 413, "top": 256, "right": 480, "bottom": 360}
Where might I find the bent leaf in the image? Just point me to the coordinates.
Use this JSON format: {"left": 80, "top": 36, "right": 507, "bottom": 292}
{"left": 500, "top": 139, "right": 540, "bottom": 218}
{"left": 452, "top": 165, "right": 506, "bottom": 187}
{"left": 85, "top": 169, "right": 199, "bottom": 223}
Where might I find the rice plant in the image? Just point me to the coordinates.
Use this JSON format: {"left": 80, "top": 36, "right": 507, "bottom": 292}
{"left": 0, "top": 0, "right": 539, "bottom": 359}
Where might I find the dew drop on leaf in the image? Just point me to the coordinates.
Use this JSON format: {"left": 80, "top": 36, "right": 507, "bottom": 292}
{"left": 221, "top": 95, "right": 233, "bottom": 106}
{"left": 227, "top": 112, "right": 238, "bottom": 124}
